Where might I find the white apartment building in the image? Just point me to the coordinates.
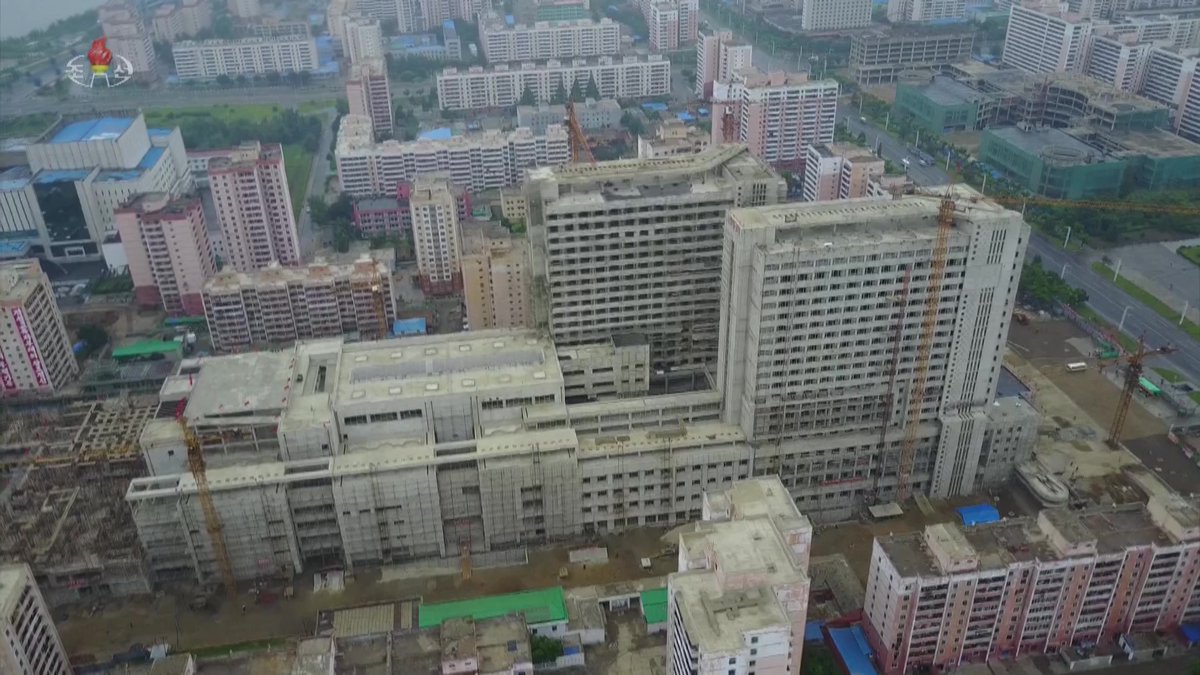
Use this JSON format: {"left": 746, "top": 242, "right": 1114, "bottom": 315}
{"left": 462, "top": 224, "right": 535, "bottom": 331}
{"left": 711, "top": 72, "right": 839, "bottom": 169}
{"left": 887, "top": 0, "right": 966, "bottom": 23}
{"left": 208, "top": 141, "right": 300, "bottom": 272}
{"left": 343, "top": 16, "right": 386, "bottom": 65}
{"left": 2, "top": 115, "right": 192, "bottom": 263}
{"left": 115, "top": 192, "right": 217, "bottom": 316}
{"left": 525, "top": 145, "right": 786, "bottom": 370}
{"left": 227, "top": 0, "right": 261, "bottom": 17}
{"left": 801, "top": 143, "right": 885, "bottom": 202}
{"left": 1140, "top": 46, "right": 1200, "bottom": 142}
{"left": 347, "top": 59, "right": 395, "bottom": 140}
{"left": 202, "top": 252, "right": 398, "bottom": 351}
{"left": 717, "top": 187, "right": 1029, "bottom": 516}
{"left": 436, "top": 55, "right": 671, "bottom": 111}
{"left": 668, "top": 478, "right": 812, "bottom": 675}
{"left": 150, "top": 0, "right": 213, "bottom": 43}
{"left": 0, "top": 260, "right": 78, "bottom": 396}
{"left": 479, "top": 12, "right": 621, "bottom": 63}
{"left": 99, "top": 1, "right": 157, "bottom": 76}
{"left": 0, "top": 564, "right": 70, "bottom": 675}
{"left": 799, "top": 0, "right": 872, "bottom": 31}
{"left": 649, "top": 2, "right": 681, "bottom": 52}
{"left": 1002, "top": 5, "right": 1094, "bottom": 74}
{"left": 1085, "top": 35, "right": 1152, "bottom": 91}
{"left": 411, "top": 179, "right": 465, "bottom": 295}
{"left": 336, "top": 115, "right": 570, "bottom": 196}
{"left": 695, "top": 30, "right": 753, "bottom": 97}
{"left": 172, "top": 33, "right": 319, "bottom": 81}
{"left": 516, "top": 99, "right": 623, "bottom": 134}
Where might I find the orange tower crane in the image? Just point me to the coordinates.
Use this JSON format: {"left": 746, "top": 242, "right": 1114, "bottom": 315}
{"left": 181, "top": 417, "right": 238, "bottom": 600}
{"left": 566, "top": 101, "right": 595, "bottom": 164}
{"left": 371, "top": 273, "right": 389, "bottom": 339}
{"left": 1097, "top": 332, "right": 1176, "bottom": 446}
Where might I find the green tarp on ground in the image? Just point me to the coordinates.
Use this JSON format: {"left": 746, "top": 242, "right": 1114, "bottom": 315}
{"left": 111, "top": 340, "right": 182, "bottom": 360}
{"left": 418, "top": 586, "right": 567, "bottom": 629}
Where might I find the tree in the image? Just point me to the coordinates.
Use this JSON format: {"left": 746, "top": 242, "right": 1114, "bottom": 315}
{"left": 519, "top": 86, "right": 537, "bottom": 106}
{"left": 569, "top": 78, "right": 584, "bottom": 102}
{"left": 75, "top": 324, "right": 109, "bottom": 359}
{"left": 530, "top": 636, "right": 563, "bottom": 664}
{"left": 215, "top": 74, "right": 232, "bottom": 86}
{"left": 620, "top": 110, "right": 645, "bottom": 137}
{"left": 336, "top": 97, "right": 350, "bottom": 115}
{"left": 585, "top": 74, "right": 600, "bottom": 100}
{"left": 1018, "top": 257, "right": 1088, "bottom": 309}
{"left": 552, "top": 80, "right": 568, "bottom": 105}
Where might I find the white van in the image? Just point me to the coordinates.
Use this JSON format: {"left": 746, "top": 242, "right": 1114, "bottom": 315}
{"left": 1066, "top": 362, "right": 1087, "bottom": 372}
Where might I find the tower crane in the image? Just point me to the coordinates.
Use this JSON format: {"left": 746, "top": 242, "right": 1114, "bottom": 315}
{"left": 180, "top": 417, "right": 238, "bottom": 600}
{"left": 1096, "top": 332, "right": 1176, "bottom": 446}
{"left": 566, "top": 101, "right": 595, "bottom": 165}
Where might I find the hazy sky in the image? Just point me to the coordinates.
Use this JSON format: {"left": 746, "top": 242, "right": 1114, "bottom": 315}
{"left": 0, "top": 0, "right": 107, "bottom": 40}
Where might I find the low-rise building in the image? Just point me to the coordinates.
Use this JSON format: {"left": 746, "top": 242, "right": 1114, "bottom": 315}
{"left": 695, "top": 29, "right": 753, "bottom": 97}
{"left": 436, "top": 56, "right": 671, "bottom": 111}
{"left": 517, "top": 99, "right": 622, "bottom": 134}
{"left": 636, "top": 119, "right": 710, "bottom": 158}
{"left": 351, "top": 181, "right": 473, "bottom": 237}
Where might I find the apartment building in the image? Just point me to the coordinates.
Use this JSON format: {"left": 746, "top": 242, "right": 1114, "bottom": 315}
{"left": 710, "top": 71, "right": 839, "bottom": 169}
{"left": 436, "top": 56, "right": 671, "bottom": 111}
{"left": 517, "top": 99, "right": 622, "bottom": 134}
{"left": 172, "top": 31, "right": 319, "bottom": 81}
{"left": 0, "top": 564, "right": 70, "bottom": 675}
{"left": 347, "top": 59, "right": 395, "bottom": 140}
{"left": 864, "top": 497, "right": 1200, "bottom": 674}
{"left": 1085, "top": 35, "right": 1152, "bottom": 92}
{"left": 99, "top": 1, "right": 157, "bottom": 76}
{"left": 887, "top": 0, "right": 966, "bottom": 23}
{"left": 1140, "top": 46, "right": 1200, "bottom": 142}
{"left": 636, "top": 119, "right": 711, "bottom": 158}
{"left": 342, "top": 16, "right": 385, "bottom": 65}
{"left": 201, "top": 252, "right": 397, "bottom": 351}
{"left": 695, "top": 29, "right": 753, "bottom": 97}
{"left": 150, "top": 0, "right": 213, "bottom": 43}
{"left": 0, "top": 260, "right": 78, "bottom": 396}
{"left": 849, "top": 28, "right": 975, "bottom": 85}
{"left": 411, "top": 179, "right": 465, "bottom": 295}
{"left": 351, "top": 181, "right": 472, "bottom": 237}
{"left": 336, "top": 115, "right": 569, "bottom": 196}
{"left": 443, "top": 20, "right": 464, "bottom": 60}
{"left": 799, "top": 0, "right": 872, "bottom": 31}
{"left": 668, "top": 478, "right": 812, "bottom": 675}
{"left": 227, "top": 0, "right": 261, "bottom": 17}
{"left": 417, "top": 0, "right": 487, "bottom": 32}
{"left": 717, "top": 187, "right": 1028, "bottom": 516}
{"left": 461, "top": 223, "right": 534, "bottom": 331}
{"left": 115, "top": 193, "right": 217, "bottom": 316}
{"left": 649, "top": 2, "right": 681, "bottom": 52}
{"left": 0, "top": 115, "right": 192, "bottom": 263}
{"left": 525, "top": 145, "right": 786, "bottom": 370}
{"left": 801, "top": 143, "right": 885, "bottom": 202}
{"left": 1002, "top": 5, "right": 1094, "bottom": 74}
{"left": 208, "top": 141, "right": 300, "bottom": 272}
{"left": 479, "top": 12, "right": 621, "bottom": 63}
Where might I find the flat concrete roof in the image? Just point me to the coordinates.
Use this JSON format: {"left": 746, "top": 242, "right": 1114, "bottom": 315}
{"left": 184, "top": 351, "right": 294, "bottom": 420}
{"left": 921, "top": 76, "right": 993, "bottom": 107}
{"left": 988, "top": 127, "right": 1108, "bottom": 163}
{"left": 0, "top": 564, "right": 29, "bottom": 619}
{"left": 529, "top": 144, "right": 766, "bottom": 187}
{"left": 0, "top": 259, "right": 45, "bottom": 304}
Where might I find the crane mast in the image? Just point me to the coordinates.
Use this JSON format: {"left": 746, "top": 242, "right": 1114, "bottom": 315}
{"left": 181, "top": 418, "right": 238, "bottom": 600}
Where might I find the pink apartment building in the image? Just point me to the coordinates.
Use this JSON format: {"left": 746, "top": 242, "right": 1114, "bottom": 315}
{"left": 864, "top": 496, "right": 1200, "bottom": 675}
{"left": 115, "top": 192, "right": 216, "bottom": 316}
{"left": 710, "top": 71, "right": 839, "bottom": 171}
{"left": 694, "top": 29, "right": 752, "bottom": 98}
{"left": 802, "top": 143, "right": 884, "bottom": 202}
{"left": 347, "top": 59, "right": 394, "bottom": 140}
{"left": 644, "top": 0, "right": 698, "bottom": 52}
{"left": 208, "top": 141, "right": 300, "bottom": 272}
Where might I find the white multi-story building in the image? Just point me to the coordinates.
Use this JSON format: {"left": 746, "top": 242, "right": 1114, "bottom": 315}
{"left": 462, "top": 224, "right": 535, "bottom": 331}
{"left": 99, "top": 1, "right": 157, "bottom": 76}
{"left": 799, "top": 0, "right": 872, "bottom": 31}
{"left": 343, "top": 16, "right": 385, "bottom": 65}
{"left": 0, "top": 563, "right": 70, "bottom": 675}
{"left": 887, "top": 0, "right": 966, "bottom": 23}
{"left": 0, "top": 260, "right": 78, "bottom": 396}
{"left": 202, "top": 252, "right": 397, "bottom": 351}
{"left": 1085, "top": 35, "right": 1152, "bottom": 91}
{"left": 150, "top": 0, "right": 213, "bottom": 43}
{"left": 336, "top": 115, "right": 570, "bottom": 196}
{"left": 849, "top": 28, "right": 976, "bottom": 85}
{"left": 347, "top": 59, "right": 395, "bottom": 140}
{"left": 207, "top": 141, "right": 300, "bottom": 272}
{"left": 668, "top": 478, "right": 812, "bottom": 675}
{"left": 172, "top": 32, "right": 319, "bottom": 81}
{"left": 436, "top": 55, "right": 671, "bottom": 111}
{"left": 717, "top": 187, "right": 1028, "bottom": 515}
{"left": 801, "top": 143, "right": 885, "bottom": 202}
{"left": 710, "top": 71, "right": 839, "bottom": 169}
{"left": 1002, "top": 5, "right": 1094, "bottom": 74}
{"left": 525, "top": 145, "right": 786, "bottom": 370}
{"left": 1, "top": 115, "right": 192, "bottom": 262}
{"left": 516, "top": 99, "right": 622, "bottom": 133}
{"left": 411, "top": 179, "right": 464, "bottom": 295}
{"left": 115, "top": 192, "right": 217, "bottom": 316}
{"left": 227, "top": 0, "right": 261, "bottom": 18}
{"left": 1140, "top": 46, "right": 1200, "bottom": 142}
{"left": 695, "top": 29, "right": 753, "bottom": 97}
{"left": 479, "top": 12, "right": 620, "bottom": 63}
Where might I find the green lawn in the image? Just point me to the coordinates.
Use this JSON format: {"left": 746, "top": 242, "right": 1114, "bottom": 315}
{"left": 1192, "top": 391, "right": 1200, "bottom": 406}
{"left": 1091, "top": 262, "right": 1200, "bottom": 342}
{"left": 1153, "top": 367, "right": 1186, "bottom": 384}
{"left": 282, "top": 145, "right": 313, "bottom": 215}
{"left": 1180, "top": 246, "right": 1200, "bottom": 268}
{"left": 0, "top": 113, "right": 56, "bottom": 139}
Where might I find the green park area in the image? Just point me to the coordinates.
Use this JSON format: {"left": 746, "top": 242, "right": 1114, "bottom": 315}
{"left": 1180, "top": 246, "right": 1200, "bottom": 268}
{"left": 1091, "top": 262, "right": 1200, "bottom": 342}
{"left": 144, "top": 104, "right": 328, "bottom": 214}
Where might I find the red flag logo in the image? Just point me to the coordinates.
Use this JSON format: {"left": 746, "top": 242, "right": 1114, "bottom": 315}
{"left": 88, "top": 38, "right": 113, "bottom": 74}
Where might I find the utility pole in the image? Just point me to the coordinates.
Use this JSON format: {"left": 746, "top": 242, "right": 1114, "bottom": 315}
{"left": 1182, "top": 301, "right": 1190, "bottom": 326}
{"left": 1063, "top": 226, "right": 1072, "bottom": 249}
{"left": 1113, "top": 259, "right": 1122, "bottom": 280}
{"left": 1119, "top": 306, "right": 1129, "bottom": 332}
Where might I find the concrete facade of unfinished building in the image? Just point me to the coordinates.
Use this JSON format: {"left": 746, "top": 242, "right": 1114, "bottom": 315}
{"left": 864, "top": 496, "right": 1200, "bottom": 675}
{"left": 201, "top": 251, "right": 398, "bottom": 352}
{"left": 667, "top": 478, "right": 813, "bottom": 674}
{"left": 524, "top": 146, "right": 786, "bottom": 372}
{"left": 0, "top": 260, "right": 78, "bottom": 396}
{"left": 0, "top": 563, "right": 70, "bottom": 675}
{"left": 717, "top": 188, "right": 1029, "bottom": 518}
{"left": 207, "top": 141, "right": 301, "bottom": 272}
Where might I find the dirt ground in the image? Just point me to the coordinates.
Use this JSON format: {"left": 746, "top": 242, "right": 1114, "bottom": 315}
{"left": 1007, "top": 318, "right": 1200, "bottom": 495}
{"left": 585, "top": 613, "right": 667, "bottom": 674}
{"left": 57, "top": 528, "right": 674, "bottom": 658}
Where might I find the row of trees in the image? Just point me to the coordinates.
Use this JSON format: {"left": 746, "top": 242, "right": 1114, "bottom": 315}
{"left": 1018, "top": 257, "right": 1088, "bottom": 310}
{"left": 149, "top": 107, "right": 323, "bottom": 153}
{"left": 518, "top": 76, "right": 602, "bottom": 106}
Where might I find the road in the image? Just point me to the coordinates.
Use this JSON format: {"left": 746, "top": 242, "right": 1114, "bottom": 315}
{"left": 297, "top": 108, "right": 336, "bottom": 259}
{"left": 838, "top": 107, "right": 953, "bottom": 186}
{"left": 1028, "top": 233, "right": 1200, "bottom": 383}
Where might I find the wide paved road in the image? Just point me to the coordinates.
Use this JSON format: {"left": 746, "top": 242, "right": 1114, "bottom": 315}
{"left": 0, "top": 80, "right": 343, "bottom": 117}
{"left": 1028, "top": 233, "right": 1200, "bottom": 382}
{"left": 838, "top": 107, "right": 953, "bottom": 186}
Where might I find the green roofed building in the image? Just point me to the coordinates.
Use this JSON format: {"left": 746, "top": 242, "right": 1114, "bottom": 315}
{"left": 418, "top": 586, "right": 568, "bottom": 632}
{"left": 111, "top": 340, "right": 183, "bottom": 361}
{"left": 640, "top": 588, "right": 668, "bottom": 634}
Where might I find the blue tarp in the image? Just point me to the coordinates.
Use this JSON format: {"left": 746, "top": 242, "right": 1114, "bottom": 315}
{"left": 697, "top": 107, "right": 709, "bottom": 116}
{"left": 677, "top": 112, "right": 695, "bottom": 122}
{"left": 828, "top": 626, "right": 878, "bottom": 675}
{"left": 804, "top": 621, "right": 825, "bottom": 643}
{"left": 641, "top": 102, "right": 668, "bottom": 112}
{"left": 418, "top": 128, "right": 454, "bottom": 141}
{"left": 393, "top": 318, "right": 427, "bottom": 336}
{"left": 1182, "top": 623, "right": 1200, "bottom": 645}
{"left": 957, "top": 504, "right": 1001, "bottom": 527}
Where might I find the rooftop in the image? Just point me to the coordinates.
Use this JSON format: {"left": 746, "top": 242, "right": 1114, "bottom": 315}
{"left": 0, "top": 259, "right": 46, "bottom": 304}
{"left": 183, "top": 350, "right": 294, "bottom": 420}
{"left": 988, "top": 127, "right": 1111, "bottom": 164}
{"left": 1094, "top": 127, "right": 1200, "bottom": 159}
{"left": 49, "top": 117, "right": 134, "bottom": 144}
{"left": 920, "top": 75, "right": 993, "bottom": 107}
{"left": 419, "top": 586, "right": 567, "bottom": 629}
{"left": 203, "top": 252, "right": 393, "bottom": 292}
{"left": 0, "top": 564, "right": 30, "bottom": 618}
{"left": 440, "top": 53, "right": 666, "bottom": 75}
{"left": 530, "top": 144, "right": 768, "bottom": 188}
